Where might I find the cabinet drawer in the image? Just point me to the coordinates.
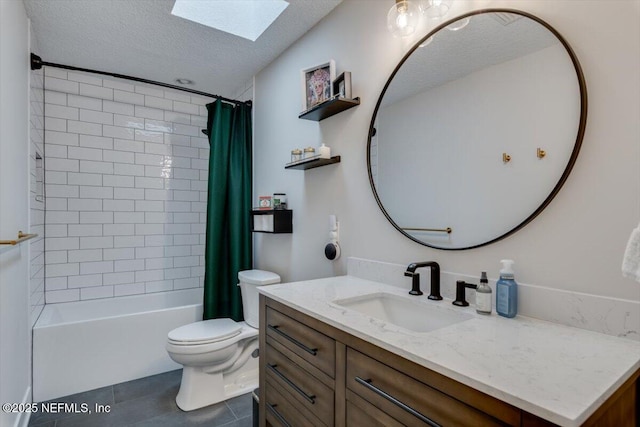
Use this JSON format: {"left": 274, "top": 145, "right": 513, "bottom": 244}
{"left": 346, "top": 389, "right": 403, "bottom": 427}
{"left": 265, "top": 378, "right": 324, "bottom": 427}
{"left": 266, "top": 306, "right": 335, "bottom": 377}
{"left": 265, "top": 343, "right": 334, "bottom": 425}
{"left": 346, "top": 348, "right": 506, "bottom": 427}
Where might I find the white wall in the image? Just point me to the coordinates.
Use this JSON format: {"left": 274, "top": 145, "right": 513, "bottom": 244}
{"left": 42, "top": 70, "right": 213, "bottom": 303}
{"left": 0, "top": 1, "right": 33, "bottom": 426}
{"left": 253, "top": 0, "right": 640, "bottom": 302}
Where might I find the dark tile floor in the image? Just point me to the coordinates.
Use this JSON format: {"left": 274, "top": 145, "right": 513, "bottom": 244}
{"left": 28, "top": 369, "right": 253, "bottom": 427}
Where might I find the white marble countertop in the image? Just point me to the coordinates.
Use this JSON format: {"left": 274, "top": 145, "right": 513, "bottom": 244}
{"left": 259, "top": 275, "right": 640, "bottom": 427}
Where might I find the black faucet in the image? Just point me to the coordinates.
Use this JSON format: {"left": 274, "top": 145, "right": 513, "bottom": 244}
{"left": 452, "top": 280, "right": 477, "bottom": 306}
{"left": 404, "top": 261, "right": 442, "bottom": 300}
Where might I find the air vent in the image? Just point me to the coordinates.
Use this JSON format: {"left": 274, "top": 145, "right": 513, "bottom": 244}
{"left": 490, "top": 12, "right": 523, "bottom": 26}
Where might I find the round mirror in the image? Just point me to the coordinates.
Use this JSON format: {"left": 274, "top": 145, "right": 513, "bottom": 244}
{"left": 368, "top": 9, "right": 587, "bottom": 250}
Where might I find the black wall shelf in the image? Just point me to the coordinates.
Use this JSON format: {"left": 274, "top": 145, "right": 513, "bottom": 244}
{"left": 250, "top": 209, "right": 292, "bottom": 233}
{"left": 298, "top": 97, "right": 360, "bottom": 121}
{"left": 285, "top": 155, "right": 341, "bottom": 171}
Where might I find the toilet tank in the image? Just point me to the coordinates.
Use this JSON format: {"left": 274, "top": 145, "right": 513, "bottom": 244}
{"left": 238, "top": 269, "right": 281, "bottom": 328}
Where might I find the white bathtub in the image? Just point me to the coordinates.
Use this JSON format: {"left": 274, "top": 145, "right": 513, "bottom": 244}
{"left": 33, "top": 288, "right": 202, "bottom": 401}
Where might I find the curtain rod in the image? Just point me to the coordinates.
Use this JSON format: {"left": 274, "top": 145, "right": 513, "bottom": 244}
{"left": 30, "top": 53, "right": 251, "bottom": 107}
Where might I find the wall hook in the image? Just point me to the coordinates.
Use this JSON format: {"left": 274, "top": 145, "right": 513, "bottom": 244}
{"left": 537, "top": 148, "right": 546, "bottom": 159}
{"left": 502, "top": 153, "right": 511, "bottom": 163}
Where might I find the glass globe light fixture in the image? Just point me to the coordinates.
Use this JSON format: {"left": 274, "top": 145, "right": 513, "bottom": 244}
{"left": 420, "top": 0, "right": 453, "bottom": 19}
{"left": 387, "top": 0, "right": 420, "bottom": 38}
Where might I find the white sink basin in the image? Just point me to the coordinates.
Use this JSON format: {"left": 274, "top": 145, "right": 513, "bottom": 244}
{"left": 333, "top": 292, "right": 472, "bottom": 333}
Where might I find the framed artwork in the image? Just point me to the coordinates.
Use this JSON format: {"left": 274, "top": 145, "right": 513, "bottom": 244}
{"left": 301, "top": 60, "right": 335, "bottom": 111}
{"left": 332, "top": 71, "right": 352, "bottom": 99}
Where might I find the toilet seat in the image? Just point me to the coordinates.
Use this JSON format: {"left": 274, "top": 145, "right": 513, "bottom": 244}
{"left": 166, "top": 324, "right": 257, "bottom": 356}
{"left": 168, "top": 319, "right": 242, "bottom": 346}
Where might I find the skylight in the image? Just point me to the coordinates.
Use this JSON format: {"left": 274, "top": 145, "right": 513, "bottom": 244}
{"left": 171, "top": 0, "right": 289, "bottom": 42}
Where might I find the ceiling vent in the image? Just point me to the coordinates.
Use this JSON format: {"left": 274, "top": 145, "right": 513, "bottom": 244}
{"left": 490, "top": 12, "right": 523, "bottom": 26}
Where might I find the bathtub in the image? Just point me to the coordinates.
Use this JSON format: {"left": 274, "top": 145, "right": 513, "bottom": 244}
{"left": 33, "top": 288, "right": 202, "bottom": 401}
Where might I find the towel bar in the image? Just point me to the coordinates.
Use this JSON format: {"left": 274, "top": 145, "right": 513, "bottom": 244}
{"left": 402, "top": 227, "right": 452, "bottom": 234}
{"left": 0, "top": 231, "right": 38, "bottom": 245}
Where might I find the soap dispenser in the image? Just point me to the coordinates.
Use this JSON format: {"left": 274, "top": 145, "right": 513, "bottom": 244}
{"left": 475, "top": 272, "right": 492, "bottom": 315}
{"left": 496, "top": 260, "right": 518, "bottom": 318}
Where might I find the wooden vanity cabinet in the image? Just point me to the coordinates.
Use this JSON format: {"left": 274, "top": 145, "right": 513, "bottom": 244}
{"left": 259, "top": 295, "right": 639, "bottom": 427}
{"left": 260, "top": 297, "right": 340, "bottom": 427}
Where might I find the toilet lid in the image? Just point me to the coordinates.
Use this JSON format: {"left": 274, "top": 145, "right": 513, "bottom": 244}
{"left": 168, "top": 319, "right": 242, "bottom": 345}
{"left": 238, "top": 269, "right": 281, "bottom": 285}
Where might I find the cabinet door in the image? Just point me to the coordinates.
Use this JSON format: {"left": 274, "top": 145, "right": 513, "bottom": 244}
{"left": 346, "top": 348, "right": 507, "bottom": 427}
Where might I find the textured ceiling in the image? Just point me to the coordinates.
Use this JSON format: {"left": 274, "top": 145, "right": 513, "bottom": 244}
{"left": 23, "top": 0, "right": 342, "bottom": 98}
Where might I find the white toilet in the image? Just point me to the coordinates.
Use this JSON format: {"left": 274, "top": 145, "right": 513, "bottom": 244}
{"left": 166, "top": 269, "right": 280, "bottom": 411}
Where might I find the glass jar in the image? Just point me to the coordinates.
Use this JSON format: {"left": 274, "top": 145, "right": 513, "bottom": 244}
{"left": 303, "top": 147, "right": 316, "bottom": 159}
{"left": 291, "top": 149, "right": 302, "bottom": 162}
{"left": 273, "top": 193, "right": 287, "bottom": 210}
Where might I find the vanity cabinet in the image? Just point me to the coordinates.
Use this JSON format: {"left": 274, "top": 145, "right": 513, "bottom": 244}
{"left": 259, "top": 295, "right": 639, "bottom": 427}
{"left": 261, "top": 304, "right": 338, "bottom": 426}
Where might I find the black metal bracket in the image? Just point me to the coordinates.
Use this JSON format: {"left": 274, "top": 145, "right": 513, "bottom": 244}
{"left": 31, "top": 53, "right": 43, "bottom": 70}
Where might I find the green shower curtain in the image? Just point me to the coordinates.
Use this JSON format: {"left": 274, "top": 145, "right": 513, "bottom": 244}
{"left": 203, "top": 99, "right": 252, "bottom": 321}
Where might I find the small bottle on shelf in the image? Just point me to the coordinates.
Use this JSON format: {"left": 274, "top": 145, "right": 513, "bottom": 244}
{"left": 319, "top": 143, "right": 331, "bottom": 159}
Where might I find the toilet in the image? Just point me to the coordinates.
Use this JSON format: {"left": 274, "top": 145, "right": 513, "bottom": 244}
{"left": 166, "top": 269, "right": 281, "bottom": 411}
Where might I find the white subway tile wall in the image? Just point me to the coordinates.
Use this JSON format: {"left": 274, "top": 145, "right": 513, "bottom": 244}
{"left": 30, "top": 66, "right": 46, "bottom": 324}
{"left": 43, "top": 70, "right": 213, "bottom": 303}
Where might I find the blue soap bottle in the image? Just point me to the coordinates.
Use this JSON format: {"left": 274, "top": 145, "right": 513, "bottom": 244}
{"left": 496, "top": 259, "right": 517, "bottom": 318}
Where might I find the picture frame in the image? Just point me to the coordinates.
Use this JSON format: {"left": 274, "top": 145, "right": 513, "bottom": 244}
{"left": 301, "top": 60, "right": 335, "bottom": 111}
{"left": 332, "top": 71, "right": 352, "bottom": 99}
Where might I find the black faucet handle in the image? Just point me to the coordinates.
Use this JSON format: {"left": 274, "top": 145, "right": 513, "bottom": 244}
{"left": 407, "top": 271, "right": 423, "bottom": 295}
{"left": 452, "top": 280, "right": 477, "bottom": 307}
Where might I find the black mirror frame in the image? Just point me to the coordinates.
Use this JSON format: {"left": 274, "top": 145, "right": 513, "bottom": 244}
{"left": 367, "top": 8, "right": 588, "bottom": 251}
